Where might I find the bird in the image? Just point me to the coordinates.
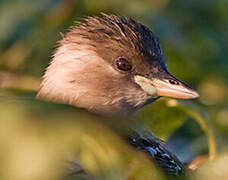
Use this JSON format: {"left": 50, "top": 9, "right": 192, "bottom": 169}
{"left": 37, "top": 14, "right": 199, "bottom": 177}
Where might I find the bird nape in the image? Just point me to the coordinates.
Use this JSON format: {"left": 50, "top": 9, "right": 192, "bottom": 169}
{"left": 37, "top": 14, "right": 199, "bottom": 177}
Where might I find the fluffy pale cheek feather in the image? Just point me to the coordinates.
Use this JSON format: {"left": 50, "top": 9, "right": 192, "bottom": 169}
{"left": 38, "top": 44, "right": 101, "bottom": 100}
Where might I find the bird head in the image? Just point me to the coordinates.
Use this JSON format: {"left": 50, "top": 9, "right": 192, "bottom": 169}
{"left": 37, "top": 14, "right": 199, "bottom": 115}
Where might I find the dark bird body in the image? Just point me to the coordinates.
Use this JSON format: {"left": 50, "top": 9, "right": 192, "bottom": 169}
{"left": 128, "top": 129, "right": 185, "bottom": 176}
{"left": 37, "top": 14, "right": 199, "bottom": 177}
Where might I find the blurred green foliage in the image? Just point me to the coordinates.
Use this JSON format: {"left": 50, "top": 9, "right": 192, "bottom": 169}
{"left": 0, "top": 0, "right": 228, "bottom": 179}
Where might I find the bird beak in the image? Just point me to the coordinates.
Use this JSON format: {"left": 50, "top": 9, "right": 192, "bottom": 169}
{"left": 134, "top": 75, "right": 199, "bottom": 99}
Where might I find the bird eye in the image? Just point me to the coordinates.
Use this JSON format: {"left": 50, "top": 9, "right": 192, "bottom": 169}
{"left": 168, "top": 79, "right": 179, "bottom": 85}
{"left": 116, "top": 58, "right": 132, "bottom": 71}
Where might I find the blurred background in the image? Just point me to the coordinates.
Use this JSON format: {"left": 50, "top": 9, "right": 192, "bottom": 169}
{"left": 0, "top": 0, "right": 228, "bottom": 179}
